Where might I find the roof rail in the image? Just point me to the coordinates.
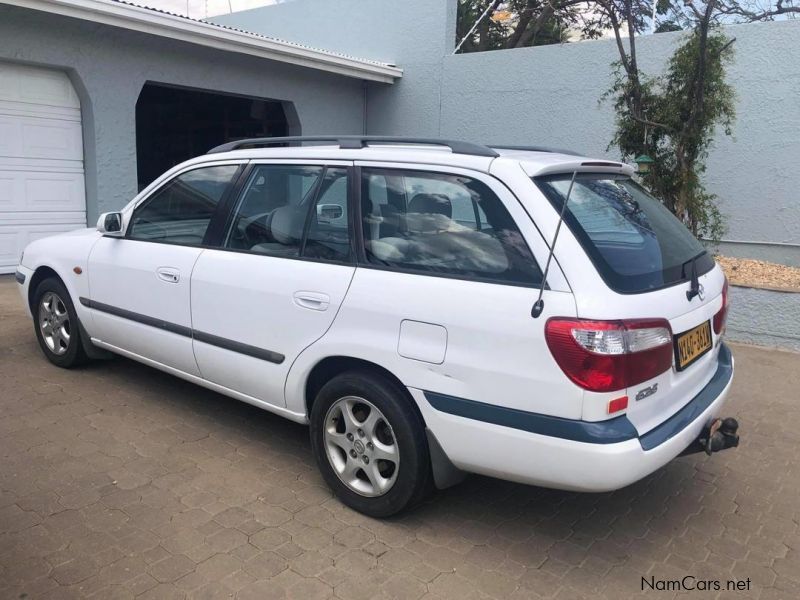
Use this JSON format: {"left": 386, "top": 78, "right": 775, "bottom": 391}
{"left": 490, "top": 145, "right": 582, "bottom": 156}
{"left": 207, "top": 136, "right": 500, "bottom": 158}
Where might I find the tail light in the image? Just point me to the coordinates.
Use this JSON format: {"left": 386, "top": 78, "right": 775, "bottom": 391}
{"left": 713, "top": 277, "right": 730, "bottom": 335}
{"left": 545, "top": 318, "right": 673, "bottom": 393}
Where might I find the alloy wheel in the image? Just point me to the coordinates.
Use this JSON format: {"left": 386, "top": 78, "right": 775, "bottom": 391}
{"left": 38, "top": 292, "right": 71, "bottom": 356}
{"left": 323, "top": 396, "right": 400, "bottom": 497}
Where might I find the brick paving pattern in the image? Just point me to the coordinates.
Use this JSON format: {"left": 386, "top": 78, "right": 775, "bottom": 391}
{"left": 1, "top": 276, "right": 798, "bottom": 599}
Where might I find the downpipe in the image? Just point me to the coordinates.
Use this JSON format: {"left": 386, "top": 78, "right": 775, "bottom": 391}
{"left": 680, "top": 417, "right": 740, "bottom": 456}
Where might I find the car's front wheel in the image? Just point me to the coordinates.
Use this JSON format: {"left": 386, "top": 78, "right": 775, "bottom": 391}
{"left": 33, "top": 277, "right": 88, "bottom": 368}
{"left": 310, "top": 371, "right": 432, "bottom": 517}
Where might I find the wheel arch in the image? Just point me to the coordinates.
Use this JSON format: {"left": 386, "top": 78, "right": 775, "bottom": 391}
{"left": 27, "top": 265, "right": 62, "bottom": 313}
{"left": 26, "top": 264, "right": 111, "bottom": 361}
{"left": 302, "top": 355, "right": 465, "bottom": 491}
{"left": 304, "top": 356, "right": 426, "bottom": 426}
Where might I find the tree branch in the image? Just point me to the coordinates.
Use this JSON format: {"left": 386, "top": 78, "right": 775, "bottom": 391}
{"left": 625, "top": 0, "right": 638, "bottom": 77}
{"left": 631, "top": 113, "right": 672, "bottom": 131}
{"left": 601, "top": 3, "right": 632, "bottom": 75}
{"left": 714, "top": 36, "right": 737, "bottom": 57}
{"left": 684, "top": 0, "right": 707, "bottom": 20}
{"left": 716, "top": 0, "right": 800, "bottom": 21}
{"left": 516, "top": 4, "right": 556, "bottom": 47}
{"left": 506, "top": 0, "right": 537, "bottom": 48}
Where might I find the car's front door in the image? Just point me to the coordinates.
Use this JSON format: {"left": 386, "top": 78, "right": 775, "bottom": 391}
{"left": 86, "top": 162, "right": 243, "bottom": 375}
{"left": 189, "top": 161, "right": 355, "bottom": 408}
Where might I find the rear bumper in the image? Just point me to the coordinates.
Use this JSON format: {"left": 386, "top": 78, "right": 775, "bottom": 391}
{"left": 416, "top": 343, "right": 735, "bottom": 492}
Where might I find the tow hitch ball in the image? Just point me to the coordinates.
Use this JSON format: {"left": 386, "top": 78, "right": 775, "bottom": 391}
{"left": 682, "top": 417, "right": 740, "bottom": 456}
{"left": 703, "top": 417, "right": 740, "bottom": 454}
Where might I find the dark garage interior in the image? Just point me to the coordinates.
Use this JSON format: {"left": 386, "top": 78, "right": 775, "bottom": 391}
{"left": 136, "top": 83, "right": 289, "bottom": 190}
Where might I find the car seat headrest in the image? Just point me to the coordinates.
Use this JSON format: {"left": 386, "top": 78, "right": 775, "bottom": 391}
{"left": 408, "top": 193, "right": 452, "bottom": 219}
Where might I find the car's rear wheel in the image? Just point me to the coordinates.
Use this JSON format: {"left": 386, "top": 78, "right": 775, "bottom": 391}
{"left": 310, "top": 371, "right": 432, "bottom": 517}
{"left": 33, "top": 277, "right": 88, "bottom": 368}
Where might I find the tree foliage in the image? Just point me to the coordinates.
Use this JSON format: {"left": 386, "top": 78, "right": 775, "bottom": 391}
{"left": 456, "top": 0, "right": 800, "bottom": 51}
{"left": 595, "top": 0, "right": 797, "bottom": 239}
{"left": 456, "top": 0, "right": 604, "bottom": 52}
{"left": 605, "top": 30, "right": 735, "bottom": 239}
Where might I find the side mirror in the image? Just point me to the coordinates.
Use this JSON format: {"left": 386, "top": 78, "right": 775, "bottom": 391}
{"left": 97, "top": 212, "right": 124, "bottom": 236}
{"left": 317, "top": 204, "right": 344, "bottom": 221}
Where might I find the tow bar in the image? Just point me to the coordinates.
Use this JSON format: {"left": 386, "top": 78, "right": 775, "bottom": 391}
{"left": 680, "top": 417, "right": 740, "bottom": 456}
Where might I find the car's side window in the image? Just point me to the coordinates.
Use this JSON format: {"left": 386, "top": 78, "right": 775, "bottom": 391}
{"left": 360, "top": 168, "right": 542, "bottom": 285}
{"left": 127, "top": 165, "right": 240, "bottom": 245}
{"left": 224, "top": 165, "right": 324, "bottom": 258}
{"left": 303, "top": 168, "right": 351, "bottom": 262}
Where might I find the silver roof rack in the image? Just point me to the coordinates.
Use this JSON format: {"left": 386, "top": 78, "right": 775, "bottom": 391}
{"left": 207, "top": 135, "right": 500, "bottom": 158}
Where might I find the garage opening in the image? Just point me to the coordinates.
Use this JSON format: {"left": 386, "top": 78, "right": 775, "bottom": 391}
{"left": 135, "top": 83, "right": 290, "bottom": 190}
{"left": 0, "top": 61, "right": 86, "bottom": 274}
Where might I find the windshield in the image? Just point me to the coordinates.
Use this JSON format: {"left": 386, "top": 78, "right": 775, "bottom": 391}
{"left": 535, "top": 174, "right": 713, "bottom": 293}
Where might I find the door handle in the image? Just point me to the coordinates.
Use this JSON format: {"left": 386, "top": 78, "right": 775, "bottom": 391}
{"left": 156, "top": 267, "right": 180, "bottom": 284}
{"left": 293, "top": 291, "right": 330, "bottom": 311}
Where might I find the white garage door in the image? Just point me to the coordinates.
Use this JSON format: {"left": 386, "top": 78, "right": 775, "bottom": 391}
{"left": 0, "top": 61, "right": 86, "bottom": 274}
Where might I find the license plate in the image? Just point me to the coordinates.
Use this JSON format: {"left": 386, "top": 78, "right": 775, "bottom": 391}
{"left": 674, "top": 321, "right": 713, "bottom": 371}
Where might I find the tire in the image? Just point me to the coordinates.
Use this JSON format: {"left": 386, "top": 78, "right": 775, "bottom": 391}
{"left": 32, "top": 277, "right": 89, "bottom": 368}
{"left": 310, "top": 370, "right": 432, "bottom": 518}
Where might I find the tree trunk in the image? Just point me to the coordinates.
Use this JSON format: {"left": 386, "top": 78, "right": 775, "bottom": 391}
{"left": 505, "top": 0, "right": 536, "bottom": 48}
{"left": 674, "top": 1, "right": 717, "bottom": 232}
{"left": 515, "top": 5, "right": 555, "bottom": 47}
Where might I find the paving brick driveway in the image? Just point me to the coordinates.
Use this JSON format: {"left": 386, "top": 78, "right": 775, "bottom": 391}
{"left": 1, "top": 276, "right": 799, "bottom": 600}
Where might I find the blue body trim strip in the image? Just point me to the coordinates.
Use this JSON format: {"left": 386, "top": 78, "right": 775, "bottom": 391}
{"left": 425, "top": 391, "right": 639, "bottom": 444}
{"left": 15, "top": 270, "right": 26, "bottom": 284}
{"left": 638, "top": 343, "right": 733, "bottom": 450}
{"left": 424, "top": 343, "right": 733, "bottom": 449}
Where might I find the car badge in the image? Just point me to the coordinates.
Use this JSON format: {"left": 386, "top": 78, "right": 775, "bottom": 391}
{"left": 635, "top": 383, "right": 658, "bottom": 402}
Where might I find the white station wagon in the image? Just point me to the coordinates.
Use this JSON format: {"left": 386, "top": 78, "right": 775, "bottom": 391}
{"left": 15, "top": 136, "right": 739, "bottom": 517}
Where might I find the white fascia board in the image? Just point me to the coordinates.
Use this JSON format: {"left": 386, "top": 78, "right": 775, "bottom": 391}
{"left": 4, "top": 0, "right": 403, "bottom": 83}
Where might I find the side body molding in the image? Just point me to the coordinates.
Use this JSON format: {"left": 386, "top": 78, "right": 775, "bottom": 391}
{"left": 79, "top": 297, "right": 285, "bottom": 364}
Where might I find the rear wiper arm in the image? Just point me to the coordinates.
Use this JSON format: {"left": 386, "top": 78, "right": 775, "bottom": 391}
{"left": 685, "top": 256, "right": 701, "bottom": 301}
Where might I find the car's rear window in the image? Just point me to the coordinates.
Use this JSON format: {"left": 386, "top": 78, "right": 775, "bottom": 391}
{"left": 535, "top": 174, "right": 714, "bottom": 293}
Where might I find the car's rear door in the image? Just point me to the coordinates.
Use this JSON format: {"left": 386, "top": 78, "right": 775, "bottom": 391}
{"left": 190, "top": 160, "right": 355, "bottom": 408}
{"left": 86, "top": 162, "right": 243, "bottom": 375}
{"left": 330, "top": 162, "right": 580, "bottom": 421}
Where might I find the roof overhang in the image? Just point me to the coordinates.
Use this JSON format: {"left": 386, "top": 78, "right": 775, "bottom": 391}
{"left": 3, "top": 0, "right": 403, "bottom": 83}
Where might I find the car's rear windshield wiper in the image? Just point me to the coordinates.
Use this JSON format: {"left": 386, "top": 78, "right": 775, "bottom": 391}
{"left": 683, "top": 251, "right": 705, "bottom": 301}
